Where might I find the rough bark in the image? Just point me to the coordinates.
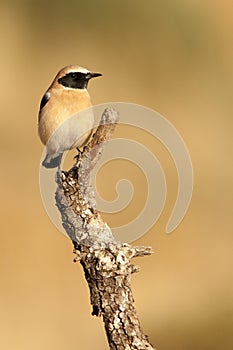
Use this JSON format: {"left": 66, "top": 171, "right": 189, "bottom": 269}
{"left": 55, "top": 107, "right": 155, "bottom": 350}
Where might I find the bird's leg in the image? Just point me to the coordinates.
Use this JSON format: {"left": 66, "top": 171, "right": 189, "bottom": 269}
{"left": 74, "top": 147, "right": 83, "bottom": 162}
{"left": 55, "top": 153, "right": 66, "bottom": 185}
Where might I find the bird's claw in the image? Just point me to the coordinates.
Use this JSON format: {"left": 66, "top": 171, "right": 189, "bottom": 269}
{"left": 55, "top": 169, "right": 66, "bottom": 185}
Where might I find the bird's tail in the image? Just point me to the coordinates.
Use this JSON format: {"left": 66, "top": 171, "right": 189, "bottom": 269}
{"left": 42, "top": 153, "right": 62, "bottom": 168}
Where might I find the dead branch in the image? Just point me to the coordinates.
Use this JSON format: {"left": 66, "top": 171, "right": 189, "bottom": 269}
{"left": 55, "top": 107, "right": 155, "bottom": 350}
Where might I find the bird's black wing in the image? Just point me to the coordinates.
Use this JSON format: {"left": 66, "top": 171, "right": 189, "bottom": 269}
{"left": 38, "top": 92, "right": 51, "bottom": 122}
{"left": 39, "top": 92, "right": 50, "bottom": 110}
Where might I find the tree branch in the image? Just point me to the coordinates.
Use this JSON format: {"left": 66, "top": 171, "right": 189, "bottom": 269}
{"left": 55, "top": 107, "right": 155, "bottom": 350}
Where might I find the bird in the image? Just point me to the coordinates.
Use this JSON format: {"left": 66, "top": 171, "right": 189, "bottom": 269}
{"left": 38, "top": 65, "right": 102, "bottom": 168}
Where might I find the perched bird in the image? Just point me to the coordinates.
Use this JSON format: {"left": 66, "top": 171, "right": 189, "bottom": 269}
{"left": 38, "top": 65, "right": 102, "bottom": 168}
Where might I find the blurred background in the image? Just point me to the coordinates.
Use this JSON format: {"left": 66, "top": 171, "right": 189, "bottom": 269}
{"left": 0, "top": 0, "right": 233, "bottom": 349}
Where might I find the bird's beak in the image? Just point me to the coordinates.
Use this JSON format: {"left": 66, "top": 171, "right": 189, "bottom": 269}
{"left": 87, "top": 72, "right": 102, "bottom": 79}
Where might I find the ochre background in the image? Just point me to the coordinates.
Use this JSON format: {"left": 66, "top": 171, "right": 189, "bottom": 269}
{"left": 0, "top": 1, "right": 232, "bottom": 349}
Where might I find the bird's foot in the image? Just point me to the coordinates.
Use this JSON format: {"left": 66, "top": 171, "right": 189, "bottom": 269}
{"left": 55, "top": 169, "right": 67, "bottom": 186}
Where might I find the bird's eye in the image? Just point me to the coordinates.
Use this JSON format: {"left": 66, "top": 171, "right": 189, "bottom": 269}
{"left": 71, "top": 73, "right": 76, "bottom": 78}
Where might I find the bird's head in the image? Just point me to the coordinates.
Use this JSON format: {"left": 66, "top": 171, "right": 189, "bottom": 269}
{"left": 53, "top": 65, "right": 102, "bottom": 90}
